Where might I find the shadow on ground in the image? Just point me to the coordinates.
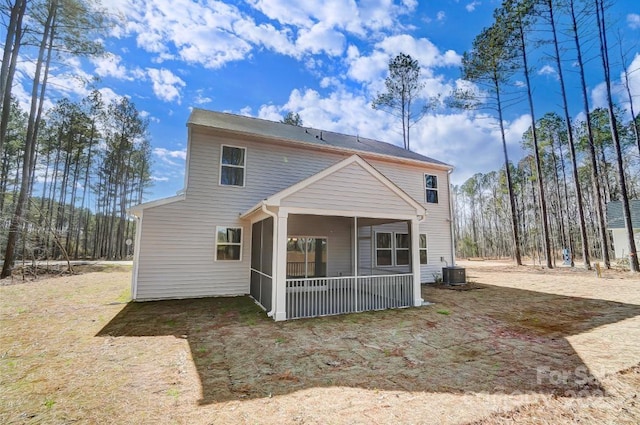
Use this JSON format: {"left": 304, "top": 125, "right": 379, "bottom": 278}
{"left": 97, "top": 283, "right": 640, "bottom": 405}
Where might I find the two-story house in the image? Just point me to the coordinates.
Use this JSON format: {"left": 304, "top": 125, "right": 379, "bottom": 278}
{"left": 130, "top": 109, "right": 455, "bottom": 321}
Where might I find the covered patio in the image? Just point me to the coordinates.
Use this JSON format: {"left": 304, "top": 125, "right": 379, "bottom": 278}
{"left": 242, "top": 155, "right": 427, "bottom": 320}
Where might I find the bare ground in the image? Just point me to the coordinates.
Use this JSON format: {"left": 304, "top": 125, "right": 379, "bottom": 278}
{"left": 1, "top": 261, "right": 639, "bottom": 424}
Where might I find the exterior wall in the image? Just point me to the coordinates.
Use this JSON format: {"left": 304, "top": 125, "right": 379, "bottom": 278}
{"left": 611, "top": 228, "right": 640, "bottom": 260}
{"left": 282, "top": 162, "right": 415, "bottom": 214}
{"left": 135, "top": 125, "right": 454, "bottom": 300}
{"left": 368, "top": 159, "right": 454, "bottom": 282}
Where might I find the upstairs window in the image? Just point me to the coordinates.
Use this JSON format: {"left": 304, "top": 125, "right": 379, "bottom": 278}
{"left": 425, "top": 174, "right": 438, "bottom": 204}
{"left": 220, "top": 145, "right": 246, "bottom": 186}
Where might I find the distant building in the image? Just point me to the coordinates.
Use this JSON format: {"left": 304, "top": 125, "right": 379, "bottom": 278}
{"left": 606, "top": 200, "right": 640, "bottom": 260}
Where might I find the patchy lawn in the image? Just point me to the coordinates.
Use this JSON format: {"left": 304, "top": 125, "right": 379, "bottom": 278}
{"left": 1, "top": 262, "right": 639, "bottom": 424}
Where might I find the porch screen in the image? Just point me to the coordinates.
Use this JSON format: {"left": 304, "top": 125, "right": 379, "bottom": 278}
{"left": 250, "top": 218, "right": 273, "bottom": 311}
{"left": 286, "top": 237, "right": 327, "bottom": 278}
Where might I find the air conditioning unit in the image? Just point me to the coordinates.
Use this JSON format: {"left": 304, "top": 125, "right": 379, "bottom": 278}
{"left": 442, "top": 267, "right": 466, "bottom": 285}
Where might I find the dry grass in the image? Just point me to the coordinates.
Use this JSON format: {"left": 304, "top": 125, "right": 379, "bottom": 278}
{"left": 1, "top": 261, "right": 639, "bottom": 424}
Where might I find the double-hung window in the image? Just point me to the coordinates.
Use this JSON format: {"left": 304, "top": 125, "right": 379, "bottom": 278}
{"left": 395, "top": 233, "right": 410, "bottom": 266}
{"left": 375, "top": 232, "right": 393, "bottom": 266}
{"left": 216, "top": 226, "right": 242, "bottom": 261}
{"left": 419, "top": 234, "right": 428, "bottom": 264}
{"left": 375, "top": 232, "right": 411, "bottom": 267}
{"left": 220, "top": 145, "right": 246, "bottom": 186}
{"left": 425, "top": 174, "right": 438, "bottom": 204}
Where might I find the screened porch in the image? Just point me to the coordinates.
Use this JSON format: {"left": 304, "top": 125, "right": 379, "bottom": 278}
{"left": 250, "top": 214, "right": 421, "bottom": 319}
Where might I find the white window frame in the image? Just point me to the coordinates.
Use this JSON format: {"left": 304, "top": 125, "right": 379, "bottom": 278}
{"left": 424, "top": 173, "right": 438, "bottom": 204}
{"left": 219, "top": 144, "right": 246, "bottom": 187}
{"left": 419, "top": 233, "right": 428, "bottom": 265}
{"left": 215, "top": 226, "right": 243, "bottom": 261}
{"left": 395, "top": 232, "right": 410, "bottom": 266}
{"left": 375, "top": 231, "right": 411, "bottom": 267}
{"left": 375, "top": 231, "right": 393, "bottom": 267}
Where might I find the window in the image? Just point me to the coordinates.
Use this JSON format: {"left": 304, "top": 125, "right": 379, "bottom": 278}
{"left": 286, "top": 237, "right": 327, "bottom": 278}
{"left": 425, "top": 174, "right": 438, "bottom": 203}
{"left": 220, "top": 145, "right": 246, "bottom": 186}
{"left": 395, "top": 233, "right": 410, "bottom": 266}
{"left": 375, "top": 232, "right": 393, "bottom": 266}
{"left": 419, "top": 234, "right": 428, "bottom": 264}
{"left": 216, "top": 226, "right": 242, "bottom": 260}
{"left": 376, "top": 232, "right": 411, "bottom": 267}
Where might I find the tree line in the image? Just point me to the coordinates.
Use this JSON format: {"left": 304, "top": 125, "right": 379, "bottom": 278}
{"left": 0, "top": 0, "right": 151, "bottom": 276}
{"left": 453, "top": 0, "right": 639, "bottom": 271}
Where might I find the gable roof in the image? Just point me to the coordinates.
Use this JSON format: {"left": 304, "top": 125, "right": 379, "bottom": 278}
{"left": 607, "top": 200, "right": 640, "bottom": 229}
{"left": 188, "top": 108, "right": 452, "bottom": 169}
{"left": 241, "top": 155, "right": 427, "bottom": 220}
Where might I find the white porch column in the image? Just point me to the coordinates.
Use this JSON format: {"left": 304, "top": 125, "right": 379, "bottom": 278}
{"left": 273, "top": 210, "right": 289, "bottom": 321}
{"left": 411, "top": 218, "right": 423, "bottom": 306}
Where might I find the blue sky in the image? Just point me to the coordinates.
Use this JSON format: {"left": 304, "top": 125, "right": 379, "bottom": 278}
{"left": 17, "top": 0, "right": 640, "bottom": 201}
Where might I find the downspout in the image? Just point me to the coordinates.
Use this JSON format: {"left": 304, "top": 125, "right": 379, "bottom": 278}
{"left": 261, "top": 202, "right": 278, "bottom": 317}
{"left": 447, "top": 169, "right": 456, "bottom": 266}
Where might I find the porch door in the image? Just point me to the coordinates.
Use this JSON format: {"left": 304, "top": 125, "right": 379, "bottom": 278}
{"left": 286, "top": 237, "right": 327, "bottom": 278}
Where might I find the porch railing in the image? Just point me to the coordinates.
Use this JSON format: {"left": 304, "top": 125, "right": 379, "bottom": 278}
{"left": 285, "top": 274, "right": 413, "bottom": 319}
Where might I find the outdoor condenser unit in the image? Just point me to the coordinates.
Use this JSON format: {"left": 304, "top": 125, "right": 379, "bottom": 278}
{"left": 442, "top": 267, "right": 466, "bottom": 285}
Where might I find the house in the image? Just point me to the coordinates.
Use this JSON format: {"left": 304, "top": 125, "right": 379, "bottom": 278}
{"left": 606, "top": 200, "right": 640, "bottom": 260}
{"left": 130, "top": 109, "right": 455, "bottom": 320}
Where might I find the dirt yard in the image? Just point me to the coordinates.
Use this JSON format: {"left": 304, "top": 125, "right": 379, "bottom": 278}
{"left": 1, "top": 261, "right": 639, "bottom": 424}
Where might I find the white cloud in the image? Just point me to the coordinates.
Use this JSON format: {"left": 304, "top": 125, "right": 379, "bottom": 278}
{"left": 146, "top": 68, "right": 186, "bottom": 103}
{"left": 103, "top": 0, "right": 419, "bottom": 69}
{"left": 538, "top": 65, "right": 557, "bottom": 78}
{"left": 251, "top": 87, "right": 530, "bottom": 186}
{"left": 437, "top": 11, "right": 446, "bottom": 21}
{"left": 151, "top": 175, "right": 170, "bottom": 182}
{"left": 466, "top": 1, "right": 481, "bottom": 12}
{"left": 92, "top": 53, "right": 133, "bottom": 80}
{"left": 348, "top": 35, "right": 461, "bottom": 83}
{"left": 296, "top": 22, "right": 346, "bottom": 56}
{"left": 153, "top": 147, "right": 187, "bottom": 166}
{"left": 194, "top": 91, "right": 213, "bottom": 105}
{"left": 628, "top": 13, "right": 640, "bottom": 29}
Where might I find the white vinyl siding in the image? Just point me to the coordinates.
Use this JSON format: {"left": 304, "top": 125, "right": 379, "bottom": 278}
{"left": 368, "top": 160, "right": 453, "bottom": 282}
{"left": 281, "top": 162, "right": 418, "bottom": 216}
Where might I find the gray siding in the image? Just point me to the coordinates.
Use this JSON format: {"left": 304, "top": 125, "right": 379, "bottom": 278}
{"left": 282, "top": 162, "right": 416, "bottom": 215}
{"left": 135, "top": 126, "right": 454, "bottom": 300}
{"left": 368, "top": 160, "right": 453, "bottom": 282}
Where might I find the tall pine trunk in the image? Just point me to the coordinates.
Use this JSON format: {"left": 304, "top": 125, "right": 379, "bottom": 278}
{"left": 595, "top": 0, "right": 639, "bottom": 272}
{"left": 569, "top": 0, "right": 610, "bottom": 268}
